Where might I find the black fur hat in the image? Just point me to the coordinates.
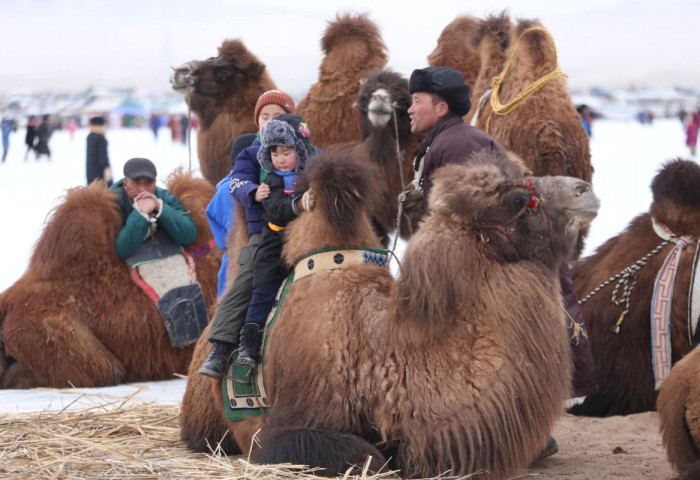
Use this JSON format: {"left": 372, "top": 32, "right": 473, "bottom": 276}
{"left": 257, "top": 114, "right": 311, "bottom": 173}
{"left": 409, "top": 66, "right": 471, "bottom": 116}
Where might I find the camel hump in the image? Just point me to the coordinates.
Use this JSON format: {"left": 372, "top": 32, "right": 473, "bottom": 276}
{"left": 651, "top": 158, "right": 700, "bottom": 207}
{"left": 321, "top": 12, "right": 387, "bottom": 56}
{"left": 474, "top": 11, "right": 512, "bottom": 48}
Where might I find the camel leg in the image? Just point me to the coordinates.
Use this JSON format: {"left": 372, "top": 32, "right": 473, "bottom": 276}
{"left": 179, "top": 369, "right": 241, "bottom": 454}
{"left": 258, "top": 424, "right": 387, "bottom": 477}
{"left": 3, "top": 311, "right": 125, "bottom": 388}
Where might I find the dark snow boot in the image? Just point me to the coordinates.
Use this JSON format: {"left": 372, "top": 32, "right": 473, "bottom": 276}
{"left": 198, "top": 340, "right": 235, "bottom": 379}
{"left": 235, "top": 324, "right": 263, "bottom": 368}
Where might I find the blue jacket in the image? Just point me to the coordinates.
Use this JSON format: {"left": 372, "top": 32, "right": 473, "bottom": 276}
{"left": 229, "top": 139, "right": 266, "bottom": 235}
{"left": 206, "top": 174, "right": 236, "bottom": 297}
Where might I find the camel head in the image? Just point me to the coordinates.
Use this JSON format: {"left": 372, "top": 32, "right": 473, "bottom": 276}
{"left": 649, "top": 158, "right": 700, "bottom": 237}
{"left": 355, "top": 69, "right": 413, "bottom": 142}
{"left": 169, "top": 39, "right": 275, "bottom": 128}
{"left": 428, "top": 149, "right": 598, "bottom": 269}
{"left": 282, "top": 149, "right": 381, "bottom": 265}
{"left": 529, "top": 174, "right": 600, "bottom": 262}
{"left": 28, "top": 183, "right": 123, "bottom": 280}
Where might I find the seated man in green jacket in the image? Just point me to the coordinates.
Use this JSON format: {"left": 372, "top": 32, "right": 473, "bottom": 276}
{"left": 111, "top": 157, "right": 197, "bottom": 259}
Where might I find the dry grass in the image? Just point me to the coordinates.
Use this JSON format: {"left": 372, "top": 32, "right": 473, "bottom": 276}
{"left": 0, "top": 396, "right": 402, "bottom": 480}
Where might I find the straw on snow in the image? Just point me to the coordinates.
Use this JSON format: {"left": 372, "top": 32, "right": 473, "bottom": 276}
{"left": 0, "top": 395, "right": 402, "bottom": 479}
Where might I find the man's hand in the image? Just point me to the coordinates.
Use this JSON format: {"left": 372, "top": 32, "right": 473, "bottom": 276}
{"left": 254, "top": 183, "right": 270, "bottom": 202}
{"left": 135, "top": 191, "right": 159, "bottom": 214}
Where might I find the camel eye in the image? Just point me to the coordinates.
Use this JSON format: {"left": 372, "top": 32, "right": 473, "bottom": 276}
{"left": 509, "top": 193, "right": 528, "bottom": 210}
{"left": 215, "top": 67, "right": 232, "bottom": 82}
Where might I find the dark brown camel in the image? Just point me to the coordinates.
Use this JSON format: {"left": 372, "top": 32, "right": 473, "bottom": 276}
{"left": 179, "top": 148, "right": 599, "bottom": 478}
{"left": 570, "top": 158, "right": 700, "bottom": 417}
{"left": 170, "top": 40, "right": 276, "bottom": 184}
{"left": 0, "top": 171, "right": 220, "bottom": 389}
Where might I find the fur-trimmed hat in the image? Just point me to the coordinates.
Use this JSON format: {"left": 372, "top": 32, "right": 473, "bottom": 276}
{"left": 257, "top": 114, "right": 311, "bottom": 173}
{"left": 408, "top": 66, "right": 471, "bottom": 116}
{"left": 253, "top": 90, "right": 296, "bottom": 127}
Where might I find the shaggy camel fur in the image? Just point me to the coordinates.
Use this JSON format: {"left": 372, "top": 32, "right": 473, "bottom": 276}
{"left": 323, "top": 68, "right": 418, "bottom": 245}
{"left": 658, "top": 347, "right": 700, "bottom": 479}
{"left": 296, "top": 12, "right": 388, "bottom": 148}
{"left": 180, "top": 149, "right": 599, "bottom": 478}
{"left": 427, "top": 14, "right": 482, "bottom": 120}
{"left": 570, "top": 158, "right": 700, "bottom": 417}
{"left": 0, "top": 171, "right": 220, "bottom": 389}
{"left": 466, "top": 14, "right": 593, "bottom": 257}
{"left": 170, "top": 40, "right": 276, "bottom": 184}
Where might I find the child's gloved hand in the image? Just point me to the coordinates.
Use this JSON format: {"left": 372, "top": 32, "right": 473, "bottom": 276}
{"left": 301, "top": 190, "right": 314, "bottom": 211}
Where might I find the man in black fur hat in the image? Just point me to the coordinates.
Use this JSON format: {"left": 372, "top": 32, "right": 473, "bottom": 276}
{"left": 407, "top": 66, "right": 504, "bottom": 206}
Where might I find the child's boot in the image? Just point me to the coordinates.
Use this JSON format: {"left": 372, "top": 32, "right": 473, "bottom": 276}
{"left": 198, "top": 340, "right": 235, "bottom": 379}
{"left": 235, "top": 324, "right": 262, "bottom": 368}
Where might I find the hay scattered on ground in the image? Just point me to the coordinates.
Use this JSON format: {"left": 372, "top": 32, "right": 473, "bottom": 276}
{"left": 0, "top": 397, "right": 401, "bottom": 479}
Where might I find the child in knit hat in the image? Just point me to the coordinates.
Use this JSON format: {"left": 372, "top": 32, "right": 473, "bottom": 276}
{"left": 199, "top": 91, "right": 301, "bottom": 379}
{"left": 235, "top": 114, "right": 316, "bottom": 367}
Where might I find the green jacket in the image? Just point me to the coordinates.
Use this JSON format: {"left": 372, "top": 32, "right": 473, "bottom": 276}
{"left": 110, "top": 179, "right": 198, "bottom": 259}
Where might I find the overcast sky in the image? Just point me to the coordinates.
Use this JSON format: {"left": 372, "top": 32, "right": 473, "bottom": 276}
{"left": 1, "top": 0, "right": 697, "bottom": 96}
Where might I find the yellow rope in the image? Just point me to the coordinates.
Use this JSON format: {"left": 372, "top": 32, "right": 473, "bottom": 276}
{"left": 489, "top": 26, "right": 568, "bottom": 119}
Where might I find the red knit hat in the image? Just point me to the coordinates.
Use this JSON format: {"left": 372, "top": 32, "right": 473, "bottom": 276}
{"left": 254, "top": 90, "right": 296, "bottom": 127}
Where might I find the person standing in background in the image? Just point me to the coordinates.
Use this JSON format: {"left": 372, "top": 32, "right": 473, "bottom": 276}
{"left": 86, "top": 116, "right": 112, "bottom": 186}
{"left": 1, "top": 117, "right": 15, "bottom": 163}
{"left": 35, "top": 115, "right": 53, "bottom": 161}
{"left": 24, "top": 116, "right": 37, "bottom": 161}
{"left": 685, "top": 109, "right": 699, "bottom": 157}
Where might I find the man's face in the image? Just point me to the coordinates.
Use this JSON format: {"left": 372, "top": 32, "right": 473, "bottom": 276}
{"left": 408, "top": 92, "right": 447, "bottom": 135}
{"left": 123, "top": 177, "right": 156, "bottom": 200}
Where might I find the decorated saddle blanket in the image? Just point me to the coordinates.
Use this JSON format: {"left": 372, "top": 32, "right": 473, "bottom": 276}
{"left": 127, "top": 230, "right": 209, "bottom": 348}
{"left": 222, "top": 246, "right": 389, "bottom": 421}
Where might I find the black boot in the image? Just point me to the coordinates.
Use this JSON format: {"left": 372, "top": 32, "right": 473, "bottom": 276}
{"left": 198, "top": 340, "right": 235, "bottom": 379}
{"left": 235, "top": 324, "right": 262, "bottom": 368}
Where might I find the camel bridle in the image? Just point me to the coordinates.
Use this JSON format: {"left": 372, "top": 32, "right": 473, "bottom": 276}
{"left": 469, "top": 178, "right": 541, "bottom": 246}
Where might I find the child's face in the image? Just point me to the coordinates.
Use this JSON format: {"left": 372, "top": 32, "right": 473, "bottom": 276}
{"left": 258, "top": 104, "right": 287, "bottom": 129}
{"left": 270, "top": 145, "right": 298, "bottom": 172}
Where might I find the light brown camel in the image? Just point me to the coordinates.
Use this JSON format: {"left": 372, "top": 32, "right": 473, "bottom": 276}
{"left": 179, "top": 148, "right": 599, "bottom": 478}
{"left": 296, "top": 12, "right": 388, "bottom": 148}
{"left": 0, "top": 171, "right": 220, "bottom": 389}
{"left": 570, "top": 158, "right": 700, "bottom": 418}
{"left": 170, "top": 40, "right": 276, "bottom": 184}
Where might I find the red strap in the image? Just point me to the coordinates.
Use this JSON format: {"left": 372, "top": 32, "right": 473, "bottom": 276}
{"left": 191, "top": 237, "right": 217, "bottom": 260}
{"left": 130, "top": 266, "right": 161, "bottom": 303}
{"left": 525, "top": 178, "right": 539, "bottom": 208}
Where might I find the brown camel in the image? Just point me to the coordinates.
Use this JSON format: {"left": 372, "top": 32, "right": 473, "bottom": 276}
{"left": 570, "top": 158, "right": 700, "bottom": 417}
{"left": 433, "top": 13, "right": 592, "bottom": 257}
{"left": 0, "top": 171, "right": 220, "bottom": 389}
{"left": 170, "top": 40, "right": 276, "bottom": 184}
{"left": 179, "top": 148, "right": 599, "bottom": 478}
{"left": 658, "top": 346, "right": 700, "bottom": 479}
{"left": 296, "top": 12, "right": 388, "bottom": 149}
{"left": 427, "top": 14, "right": 482, "bottom": 120}
{"left": 322, "top": 68, "right": 418, "bottom": 245}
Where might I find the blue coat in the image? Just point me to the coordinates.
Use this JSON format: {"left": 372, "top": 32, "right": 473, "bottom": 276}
{"left": 229, "top": 139, "right": 266, "bottom": 235}
{"left": 206, "top": 174, "right": 236, "bottom": 297}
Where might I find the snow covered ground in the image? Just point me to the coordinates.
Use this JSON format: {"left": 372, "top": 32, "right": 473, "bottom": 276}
{"left": 0, "top": 118, "right": 693, "bottom": 412}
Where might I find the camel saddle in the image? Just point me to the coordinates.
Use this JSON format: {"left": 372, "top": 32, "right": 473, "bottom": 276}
{"left": 127, "top": 230, "right": 209, "bottom": 348}
{"left": 223, "top": 246, "right": 389, "bottom": 421}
